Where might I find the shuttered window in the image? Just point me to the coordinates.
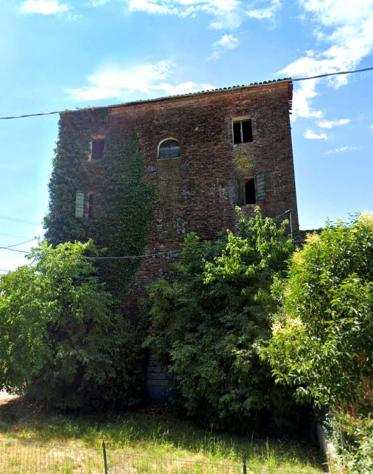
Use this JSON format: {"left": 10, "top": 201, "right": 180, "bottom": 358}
{"left": 75, "top": 192, "right": 84, "bottom": 218}
{"left": 236, "top": 173, "right": 266, "bottom": 206}
{"left": 75, "top": 192, "right": 95, "bottom": 218}
{"left": 255, "top": 172, "right": 266, "bottom": 203}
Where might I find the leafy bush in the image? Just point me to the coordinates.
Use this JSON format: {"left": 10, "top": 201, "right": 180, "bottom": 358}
{"left": 0, "top": 241, "right": 145, "bottom": 410}
{"left": 329, "top": 412, "right": 373, "bottom": 474}
{"left": 262, "top": 214, "right": 373, "bottom": 409}
{"left": 146, "top": 209, "right": 303, "bottom": 432}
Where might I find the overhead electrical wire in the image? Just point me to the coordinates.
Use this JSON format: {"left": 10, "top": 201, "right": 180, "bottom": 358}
{"left": 0, "top": 210, "right": 294, "bottom": 261}
{"left": 0, "top": 67, "right": 372, "bottom": 121}
{"left": 292, "top": 66, "right": 373, "bottom": 82}
{"left": 3, "top": 237, "right": 38, "bottom": 248}
{"left": 0, "top": 247, "right": 29, "bottom": 254}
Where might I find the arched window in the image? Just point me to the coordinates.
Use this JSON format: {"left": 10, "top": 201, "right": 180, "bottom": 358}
{"left": 158, "top": 139, "right": 181, "bottom": 159}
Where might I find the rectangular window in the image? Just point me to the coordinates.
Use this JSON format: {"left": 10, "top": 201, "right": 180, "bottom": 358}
{"left": 85, "top": 193, "right": 94, "bottom": 218}
{"left": 245, "top": 178, "right": 256, "bottom": 204}
{"left": 233, "top": 119, "right": 253, "bottom": 144}
{"left": 91, "top": 138, "right": 105, "bottom": 160}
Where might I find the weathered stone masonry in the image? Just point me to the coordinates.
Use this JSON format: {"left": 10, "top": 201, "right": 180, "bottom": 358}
{"left": 56, "top": 80, "right": 298, "bottom": 286}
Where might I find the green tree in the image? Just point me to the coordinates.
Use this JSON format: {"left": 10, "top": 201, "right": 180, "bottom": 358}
{"left": 0, "top": 241, "right": 144, "bottom": 410}
{"left": 147, "top": 209, "right": 297, "bottom": 431}
{"left": 262, "top": 214, "right": 373, "bottom": 408}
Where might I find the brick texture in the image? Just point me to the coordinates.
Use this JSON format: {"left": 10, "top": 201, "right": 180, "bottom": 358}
{"left": 58, "top": 81, "right": 298, "bottom": 286}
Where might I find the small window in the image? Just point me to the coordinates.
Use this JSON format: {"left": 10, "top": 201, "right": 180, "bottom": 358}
{"left": 85, "top": 193, "right": 94, "bottom": 218}
{"left": 158, "top": 139, "right": 181, "bottom": 159}
{"left": 91, "top": 138, "right": 105, "bottom": 160}
{"left": 233, "top": 119, "right": 253, "bottom": 144}
{"left": 245, "top": 178, "right": 256, "bottom": 204}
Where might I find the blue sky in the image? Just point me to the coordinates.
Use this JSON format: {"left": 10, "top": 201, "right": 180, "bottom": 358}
{"left": 0, "top": 0, "right": 372, "bottom": 271}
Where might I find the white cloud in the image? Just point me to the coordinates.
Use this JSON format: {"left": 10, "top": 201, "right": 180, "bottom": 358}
{"left": 290, "top": 78, "right": 323, "bottom": 120}
{"left": 282, "top": 0, "right": 373, "bottom": 120}
{"left": 93, "top": 1, "right": 282, "bottom": 29}
{"left": 325, "top": 145, "right": 360, "bottom": 155}
{"left": 67, "top": 60, "right": 215, "bottom": 101}
{"left": 369, "top": 124, "right": 373, "bottom": 130}
{"left": 20, "top": 0, "right": 69, "bottom": 15}
{"left": 210, "top": 34, "right": 239, "bottom": 60}
{"left": 304, "top": 129, "right": 328, "bottom": 140}
{"left": 246, "top": 0, "right": 281, "bottom": 20}
{"left": 318, "top": 118, "right": 351, "bottom": 129}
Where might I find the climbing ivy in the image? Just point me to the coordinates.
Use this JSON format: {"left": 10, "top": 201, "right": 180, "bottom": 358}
{"left": 45, "top": 109, "right": 155, "bottom": 300}
{"left": 45, "top": 109, "right": 108, "bottom": 245}
{"left": 97, "top": 127, "right": 155, "bottom": 299}
{"left": 44, "top": 109, "right": 156, "bottom": 406}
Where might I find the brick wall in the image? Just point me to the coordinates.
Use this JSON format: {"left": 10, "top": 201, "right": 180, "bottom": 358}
{"left": 58, "top": 81, "right": 298, "bottom": 285}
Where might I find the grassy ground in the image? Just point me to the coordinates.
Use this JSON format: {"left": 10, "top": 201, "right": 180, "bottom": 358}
{"left": 0, "top": 395, "right": 324, "bottom": 473}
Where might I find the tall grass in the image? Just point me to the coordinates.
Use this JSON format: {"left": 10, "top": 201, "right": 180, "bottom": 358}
{"left": 0, "top": 399, "right": 323, "bottom": 473}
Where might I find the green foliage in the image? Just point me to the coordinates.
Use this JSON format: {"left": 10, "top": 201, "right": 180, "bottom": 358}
{"left": 42, "top": 114, "right": 156, "bottom": 408}
{"left": 329, "top": 412, "right": 373, "bottom": 474}
{"left": 45, "top": 110, "right": 108, "bottom": 245}
{"left": 262, "top": 214, "right": 373, "bottom": 408}
{"left": 147, "top": 209, "right": 298, "bottom": 431}
{"left": 96, "top": 129, "right": 155, "bottom": 298}
{"left": 0, "top": 241, "right": 144, "bottom": 410}
{"left": 45, "top": 111, "right": 155, "bottom": 300}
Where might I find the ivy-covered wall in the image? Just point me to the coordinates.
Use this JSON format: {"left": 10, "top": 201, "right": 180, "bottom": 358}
{"left": 45, "top": 109, "right": 155, "bottom": 300}
{"left": 46, "top": 80, "right": 298, "bottom": 299}
{"left": 45, "top": 82, "right": 298, "bottom": 401}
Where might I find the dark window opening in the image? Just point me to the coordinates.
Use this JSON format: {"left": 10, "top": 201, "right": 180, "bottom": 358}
{"left": 158, "top": 139, "right": 181, "bottom": 159}
{"left": 233, "top": 122, "right": 241, "bottom": 144}
{"left": 233, "top": 119, "right": 253, "bottom": 144}
{"left": 91, "top": 138, "right": 105, "bottom": 160}
{"left": 85, "top": 193, "right": 94, "bottom": 218}
{"left": 245, "top": 178, "right": 256, "bottom": 204}
{"left": 242, "top": 120, "right": 253, "bottom": 142}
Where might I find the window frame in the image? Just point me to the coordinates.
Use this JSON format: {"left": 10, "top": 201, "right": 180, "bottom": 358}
{"left": 244, "top": 177, "right": 256, "bottom": 205}
{"left": 84, "top": 192, "right": 94, "bottom": 219}
{"left": 158, "top": 137, "right": 181, "bottom": 159}
{"left": 89, "top": 135, "right": 105, "bottom": 161}
{"left": 232, "top": 117, "right": 253, "bottom": 145}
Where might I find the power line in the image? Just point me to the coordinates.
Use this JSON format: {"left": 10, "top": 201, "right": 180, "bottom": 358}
{"left": 2, "top": 237, "right": 38, "bottom": 248}
{"left": 0, "top": 247, "right": 29, "bottom": 254}
{"left": 0, "top": 67, "right": 372, "bottom": 121}
{"left": 0, "top": 237, "right": 39, "bottom": 253}
{"left": 292, "top": 66, "right": 373, "bottom": 82}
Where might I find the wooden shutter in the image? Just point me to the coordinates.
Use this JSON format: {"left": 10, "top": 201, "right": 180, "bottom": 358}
{"left": 75, "top": 192, "right": 84, "bottom": 218}
{"left": 255, "top": 172, "right": 266, "bottom": 203}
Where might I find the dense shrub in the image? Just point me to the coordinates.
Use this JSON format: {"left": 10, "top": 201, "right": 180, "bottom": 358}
{"left": 146, "top": 209, "right": 304, "bottom": 432}
{"left": 0, "top": 241, "right": 145, "bottom": 410}
{"left": 262, "top": 214, "right": 373, "bottom": 408}
{"left": 329, "top": 412, "right": 373, "bottom": 474}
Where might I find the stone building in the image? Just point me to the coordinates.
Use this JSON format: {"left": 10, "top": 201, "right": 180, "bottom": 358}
{"left": 49, "top": 79, "right": 299, "bottom": 399}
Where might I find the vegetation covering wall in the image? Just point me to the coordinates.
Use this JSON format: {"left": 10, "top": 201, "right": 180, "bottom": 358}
{"left": 45, "top": 110, "right": 155, "bottom": 300}
{"left": 43, "top": 111, "right": 156, "bottom": 408}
